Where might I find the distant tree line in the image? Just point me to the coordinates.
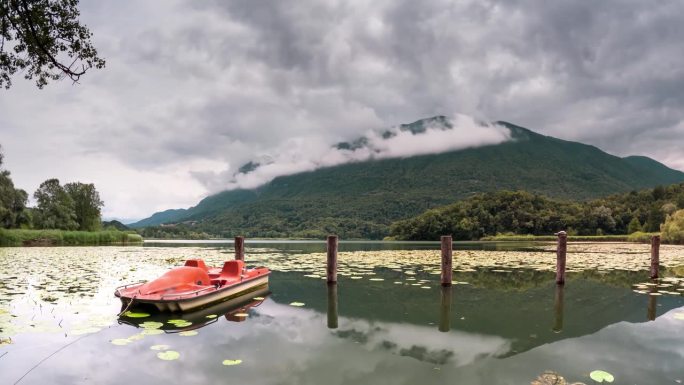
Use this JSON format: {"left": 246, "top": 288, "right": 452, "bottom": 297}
{"left": 390, "top": 184, "right": 684, "bottom": 241}
{"left": 0, "top": 146, "right": 104, "bottom": 231}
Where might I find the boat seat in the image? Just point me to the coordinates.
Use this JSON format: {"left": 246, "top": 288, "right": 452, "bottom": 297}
{"left": 184, "top": 259, "right": 209, "bottom": 271}
{"left": 221, "top": 260, "right": 245, "bottom": 277}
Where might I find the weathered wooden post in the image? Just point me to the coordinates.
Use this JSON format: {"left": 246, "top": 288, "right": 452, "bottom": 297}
{"left": 327, "top": 282, "right": 338, "bottom": 329}
{"left": 234, "top": 236, "right": 245, "bottom": 261}
{"left": 326, "top": 235, "right": 338, "bottom": 284}
{"left": 438, "top": 286, "right": 452, "bottom": 332}
{"left": 650, "top": 235, "right": 660, "bottom": 279}
{"left": 555, "top": 231, "right": 567, "bottom": 285}
{"left": 552, "top": 284, "right": 564, "bottom": 333}
{"left": 647, "top": 294, "right": 657, "bottom": 321}
{"left": 441, "top": 235, "right": 453, "bottom": 286}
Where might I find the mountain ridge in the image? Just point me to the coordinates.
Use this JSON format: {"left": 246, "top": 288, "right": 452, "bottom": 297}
{"left": 129, "top": 117, "right": 684, "bottom": 239}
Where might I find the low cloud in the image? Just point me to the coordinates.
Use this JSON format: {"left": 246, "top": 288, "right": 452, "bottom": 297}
{"left": 193, "top": 114, "right": 510, "bottom": 192}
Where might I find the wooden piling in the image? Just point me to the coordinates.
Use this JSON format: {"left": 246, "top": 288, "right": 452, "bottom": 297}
{"left": 438, "top": 286, "right": 452, "bottom": 332}
{"left": 327, "top": 283, "right": 338, "bottom": 329}
{"left": 234, "top": 236, "right": 245, "bottom": 261}
{"left": 326, "top": 235, "right": 338, "bottom": 284}
{"left": 555, "top": 231, "right": 567, "bottom": 285}
{"left": 441, "top": 235, "right": 453, "bottom": 286}
{"left": 552, "top": 284, "right": 564, "bottom": 333}
{"left": 650, "top": 235, "right": 660, "bottom": 279}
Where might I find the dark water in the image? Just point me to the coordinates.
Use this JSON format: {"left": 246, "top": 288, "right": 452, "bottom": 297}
{"left": 1, "top": 241, "right": 684, "bottom": 385}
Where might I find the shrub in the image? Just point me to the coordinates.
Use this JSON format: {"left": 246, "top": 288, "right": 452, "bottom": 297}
{"left": 661, "top": 209, "right": 684, "bottom": 244}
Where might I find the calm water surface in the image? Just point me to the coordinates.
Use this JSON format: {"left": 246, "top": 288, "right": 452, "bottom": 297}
{"left": 1, "top": 241, "right": 684, "bottom": 385}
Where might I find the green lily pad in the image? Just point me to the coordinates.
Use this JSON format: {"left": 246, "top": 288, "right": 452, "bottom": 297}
{"left": 369, "top": 278, "right": 384, "bottom": 281}
{"left": 289, "top": 302, "right": 305, "bottom": 307}
{"left": 590, "top": 370, "right": 614, "bottom": 383}
{"left": 157, "top": 350, "right": 180, "bottom": 361}
{"left": 252, "top": 297, "right": 265, "bottom": 301}
{"left": 178, "top": 330, "right": 198, "bottom": 337}
{"left": 206, "top": 314, "right": 218, "bottom": 319}
{"left": 110, "top": 338, "right": 131, "bottom": 346}
{"left": 222, "top": 359, "right": 243, "bottom": 366}
{"left": 673, "top": 313, "right": 684, "bottom": 320}
{"left": 140, "top": 321, "right": 164, "bottom": 329}
{"left": 128, "top": 333, "right": 145, "bottom": 341}
{"left": 150, "top": 344, "right": 170, "bottom": 351}
{"left": 233, "top": 313, "right": 248, "bottom": 318}
{"left": 123, "top": 311, "right": 150, "bottom": 318}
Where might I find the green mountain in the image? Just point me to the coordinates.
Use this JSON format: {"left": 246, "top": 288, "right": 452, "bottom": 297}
{"left": 130, "top": 118, "right": 684, "bottom": 239}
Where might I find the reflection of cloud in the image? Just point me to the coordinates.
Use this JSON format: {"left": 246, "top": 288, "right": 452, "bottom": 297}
{"left": 256, "top": 300, "right": 510, "bottom": 367}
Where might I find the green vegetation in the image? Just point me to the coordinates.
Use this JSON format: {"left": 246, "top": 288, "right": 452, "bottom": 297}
{"left": 131, "top": 119, "right": 684, "bottom": 239}
{"left": 0, "top": 229, "right": 142, "bottom": 247}
{"left": 390, "top": 184, "right": 684, "bottom": 241}
{"left": 480, "top": 233, "right": 657, "bottom": 243}
{"left": 1, "top": 145, "right": 134, "bottom": 246}
{"left": 661, "top": 209, "right": 684, "bottom": 244}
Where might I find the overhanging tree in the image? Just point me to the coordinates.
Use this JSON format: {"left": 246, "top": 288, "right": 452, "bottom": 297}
{"left": 0, "top": 0, "right": 105, "bottom": 89}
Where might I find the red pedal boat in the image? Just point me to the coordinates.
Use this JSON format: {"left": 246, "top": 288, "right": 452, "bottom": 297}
{"left": 115, "top": 259, "right": 270, "bottom": 312}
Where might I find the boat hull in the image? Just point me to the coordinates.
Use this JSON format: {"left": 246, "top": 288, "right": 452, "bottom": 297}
{"left": 118, "top": 275, "right": 269, "bottom": 313}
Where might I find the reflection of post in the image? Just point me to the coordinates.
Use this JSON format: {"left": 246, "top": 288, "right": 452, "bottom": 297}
{"left": 439, "top": 286, "right": 452, "bottom": 332}
{"left": 647, "top": 294, "right": 657, "bottom": 321}
{"left": 552, "top": 284, "right": 564, "bottom": 333}
{"left": 327, "top": 282, "right": 338, "bottom": 329}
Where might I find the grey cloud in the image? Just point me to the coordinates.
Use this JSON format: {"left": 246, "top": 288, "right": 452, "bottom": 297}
{"left": 1, "top": 0, "right": 683, "bottom": 219}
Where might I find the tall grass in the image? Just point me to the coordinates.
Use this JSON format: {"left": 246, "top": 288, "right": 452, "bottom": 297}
{"left": 0, "top": 229, "right": 143, "bottom": 247}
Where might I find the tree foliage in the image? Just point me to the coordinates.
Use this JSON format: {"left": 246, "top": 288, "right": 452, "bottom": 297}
{"left": 33, "top": 178, "right": 103, "bottom": 230}
{"left": 661, "top": 209, "right": 684, "bottom": 245}
{"left": 0, "top": 145, "right": 29, "bottom": 228}
{"left": 390, "top": 184, "right": 684, "bottom": 241}
{"left": 0, "top": 0, "right": 105, "bottom": 89}
{"left": 64, "top": 182, "right": 102, "bottom": 231}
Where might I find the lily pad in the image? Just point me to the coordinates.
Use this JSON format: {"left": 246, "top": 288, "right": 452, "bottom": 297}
{"left": 234, "top": 313, "right": 249, "bottom": 317}
{"left": 369, "top": 278, "right": 384, "bottom": 281}
{"left": 140, "top": 321, "right": 164, "bottom": 329}
{"left": 252, "top": 297, "right": 265, "bottom": 301}
{"left": 157, "top": 350, "right": 180, "bottom": 361}
{"left": 589, "top": 370, "right": 614, "bottom": 383}
{"left": 178, "top": 330, "right": 198, "bottom": 337}
{"left": 71, "top": 327, "right": 100, "bottom": 335}
{"left": 222, "top": 359, "right": 243, "bottom": 366}
{"left": 123, "top": 311, "right": 150, "bottom": 318}
{"left": 110, "top": 338, "right": 131, "bottom": 346}
{"left": 150, "top": 344, "right": 170, "bottom": 351}
{"left": 289, "top": 302, "right": 305, "bottom": 307}
{"left": 673, "top": 313, "right": 684, "bottom": 320}
{"left": 206, "top": 314, "right": 218, "bottom": 319}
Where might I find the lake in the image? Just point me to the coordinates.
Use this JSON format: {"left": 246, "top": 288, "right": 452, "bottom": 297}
{"left": 2, "top": 240, "right": 684, "bottom": 384}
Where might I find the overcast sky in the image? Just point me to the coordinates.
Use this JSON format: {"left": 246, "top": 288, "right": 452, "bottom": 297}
{"left": 1, "top": 0, "right": 683, "bottom": 222}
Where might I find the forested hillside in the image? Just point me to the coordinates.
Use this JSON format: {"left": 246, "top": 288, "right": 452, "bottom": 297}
{"left": 130, "top": 118, "right": 684, "bottom": 239}
{"left": 389, "top": 184, "right": 684, "bottom": 240}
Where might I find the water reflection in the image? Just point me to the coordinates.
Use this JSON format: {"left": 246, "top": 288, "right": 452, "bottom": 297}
{"left": 438, "top": 286, "right": 452, "bottom": 332}
{"left": 647, "top": 294, "right": 657, "bottom": 321}
{"left": 327, "top": 284, "right": 338, "bottom": 329}
{"left": 552, "top": 284, "right": 564, "bottom": 333}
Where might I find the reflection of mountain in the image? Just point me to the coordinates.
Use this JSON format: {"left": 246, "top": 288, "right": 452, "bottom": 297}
{"left": 130, "top": 117, "right": 684, "bottom": 239}
{"left": 267, "top": 270, "right": 684, "bottom": 357}
{"left": 259, "top": 300, "right": 511, "bottom": 367}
